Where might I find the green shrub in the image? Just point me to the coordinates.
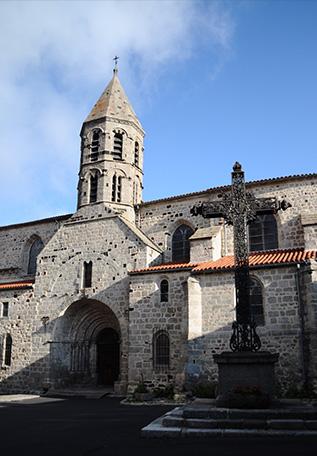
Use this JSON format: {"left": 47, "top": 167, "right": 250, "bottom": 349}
{"left": 153, "top": 384, "right": 175, "bottom": 400}
{"left": 192, "top": 382, "right": 216, "bottom": 398}
{"left": 134, "top": 382, "right": 148, "bottom": 394}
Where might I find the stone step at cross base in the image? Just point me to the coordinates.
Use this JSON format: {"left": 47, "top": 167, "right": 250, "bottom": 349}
{"left": 141, "top": 399, "right": 317, "bottom": 438}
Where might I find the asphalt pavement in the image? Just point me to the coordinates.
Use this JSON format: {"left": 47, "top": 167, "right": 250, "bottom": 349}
{"left": 0, "top": 396, "right": 316, "bottom": 456}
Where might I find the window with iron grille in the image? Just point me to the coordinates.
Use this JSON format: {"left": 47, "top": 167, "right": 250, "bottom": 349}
{"left": 113, "top": 132, "right": 123, "bottom": 160}
{"left": 153, "top": 331, "right": 170, "bottom": 369}
{"left": 172, "top": 225, "right": 194, "bottom": 263}
{"left": 90, "top": 175, "right": 98, "bottom": 203}
{"left": 134, "top": 142, "right": 139, "bottom": 166}
{"left": 91, "top": 130, "right": 100, "bottom": 161}
{"left": 160, "top": 280, "right": 169, "bottom": 302}
{"left": 83, "top": 261, "right": 92, "bottom": 288}
{"left": 249, "top": 214, "right": 278, "bottom": 252}
{"left": 4, "top": 334, "right": 12, "bottom": 366}
{"left": 250, "top": 277, "right": 265, "bottom": 326}
{"left": 2, "top": 302, "right": 9, "bottom": 318}
{"left": 27, "top": 238, "right": 44, "bottom": 275}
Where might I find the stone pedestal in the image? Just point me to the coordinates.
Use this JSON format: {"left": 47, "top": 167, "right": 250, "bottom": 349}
{"left": 213, "top": 351, "right": 279, "bottom": 409}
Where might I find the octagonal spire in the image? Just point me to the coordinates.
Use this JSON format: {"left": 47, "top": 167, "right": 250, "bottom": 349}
{"left": 84, "top": 69, "right": 143, "bottom": 131}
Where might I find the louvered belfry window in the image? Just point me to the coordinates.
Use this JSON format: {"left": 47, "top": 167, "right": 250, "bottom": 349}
{"left": 153, "top": 331, "right": 170, "bottom": 369}
{"left": 91, "top": 130, "right": 100, "bottom": 161}
{"left": 112, "top": 175, "right": 117, "bottom": 202}
{"left": 249, "top": 214, "right": 278, "bottom": 251}
{"left": 117, "top": 176, "right": 122, "bottom": 202}
{"left": 172, "top": 225, "right": 194, "bottom": 263}
{"left": 134, "top": 142, "right": 139, "bottom": 166}
{"left": 90, "top": 175, "right": 98, "bottom": 203}
{"left": 112, "top": 175, "right": 122, "bottom": 202}
{"left": 250, "top": 277, "right": 265, "bottom": 326}
{"left": 113, "top": 133, "right": 123, "bottom": 160}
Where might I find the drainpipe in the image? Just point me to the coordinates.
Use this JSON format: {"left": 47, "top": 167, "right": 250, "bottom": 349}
{"left": 295, "top": 263, "right": 309, "bottom": 392}
{"left": 223, "top": 221, "right": 227, "bottom": 256}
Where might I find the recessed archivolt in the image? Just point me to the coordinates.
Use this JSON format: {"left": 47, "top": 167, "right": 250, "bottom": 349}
{"left": 83, "top": 167, "right": 103, "bottom": 179}
{"left": 110, "top": 168, "right": 127, "bottom": 179}
{"left": 169, "top": 218, "right": 196, "bottom": 236}
{"left": 113, "top": 127, "right": 127, "bottom": 137}
{"left": 53, "top": 298, "right": 121, "bottom": 343}
{"left": 88, "top": 127, "right": 105, "bottom": 139}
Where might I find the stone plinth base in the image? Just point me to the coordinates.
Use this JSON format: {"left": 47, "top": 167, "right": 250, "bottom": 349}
{"left": 213, "top": 351, "right": 279, "bottom": 409}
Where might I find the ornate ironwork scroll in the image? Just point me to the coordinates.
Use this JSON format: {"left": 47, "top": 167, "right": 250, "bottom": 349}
{"left": 191, "top": 162, "right": 291, "bottom": 352}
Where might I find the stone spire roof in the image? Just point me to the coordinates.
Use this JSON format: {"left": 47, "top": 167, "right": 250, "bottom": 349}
{"left": 84, "top": 68, "right": 143, "bottom": 130}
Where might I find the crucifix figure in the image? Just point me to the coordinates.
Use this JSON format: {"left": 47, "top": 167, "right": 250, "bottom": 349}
{"left": 191, "top": 162, "right": 291, "bottom": 352}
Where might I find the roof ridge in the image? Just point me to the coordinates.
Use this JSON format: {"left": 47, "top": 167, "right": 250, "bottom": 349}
{"left": 140, "top": 172, "right": 317, "bottom": 206}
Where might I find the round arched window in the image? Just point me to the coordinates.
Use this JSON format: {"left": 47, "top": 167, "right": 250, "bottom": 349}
{"left": 172, "top": 225, "right": 194, "bottom": 262}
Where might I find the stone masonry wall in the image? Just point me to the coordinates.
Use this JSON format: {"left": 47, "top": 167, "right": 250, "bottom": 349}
{"left": 137, "top": 176, "right": 317, "bottom": 258}
{"left": 190, "top": 265, "right": 305, "bottom": 393}
{"left": 0, "top": 211, "right": 160, "bottom": 393}
{"left": 0, "top": 216, "right": 70, "bottom": 282}
{"left": 128, "top": 271, "right": 190, "bottom": 392}
{"left": 0, "top": 287, "right": 36, "bottom": 393}
{"left": 302, "top": 260, "right": 317, "bottom": 393}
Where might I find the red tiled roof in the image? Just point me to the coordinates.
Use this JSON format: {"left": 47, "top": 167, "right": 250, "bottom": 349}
{"left": 130, "top": 262, "right": 197, "bottom": 275}
{"left": 129, "top": 249, "right": 317, "bottom": 275}
{"left": 193, "top": 249, "right": 317, "bottom": 272}
{"left": 0, "top": 280, "right": 34, "bottom": 291}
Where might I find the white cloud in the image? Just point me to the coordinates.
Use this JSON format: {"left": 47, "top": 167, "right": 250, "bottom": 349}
{"left": 0, "top": 0, "right": 234, "bottom": 223}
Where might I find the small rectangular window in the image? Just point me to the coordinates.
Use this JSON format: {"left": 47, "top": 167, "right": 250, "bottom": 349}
{"left": 2, "top": 302, "right": 9, "bottom": 317}
{"left": 83, "top": 261, "right": 92, "bottom": 288}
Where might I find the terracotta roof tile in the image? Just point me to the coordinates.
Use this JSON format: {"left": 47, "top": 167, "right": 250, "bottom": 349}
{"left": 130, "top": 262, "right": 197, "bottom": 275}
{"left": 0, "top": 280, "right": 34, "bottom": 291}
{"left": 129, "top": 249, "right": 317, "bottom": 275}
{"left": 193, "top": 248, "right": 317, "bottom": 272}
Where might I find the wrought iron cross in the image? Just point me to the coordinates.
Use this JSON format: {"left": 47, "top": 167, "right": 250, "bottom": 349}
{"left": 113, "top": 55, "right": 119, "bottom": 69}
{"left": 191, "top": 162, "right": 291, "bottom": 352}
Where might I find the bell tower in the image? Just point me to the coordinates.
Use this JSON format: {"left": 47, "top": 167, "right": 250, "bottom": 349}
{"left": 77, "top": 62, "right": 145, "bottom": 221}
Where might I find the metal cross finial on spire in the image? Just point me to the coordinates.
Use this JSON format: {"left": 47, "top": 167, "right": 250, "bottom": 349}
{"left": 113, "top": 55, "right": 119, "bottom": 74}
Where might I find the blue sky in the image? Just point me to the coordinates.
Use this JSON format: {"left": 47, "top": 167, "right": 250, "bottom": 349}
{"left": 0, "top": 0, "right": 316, "bottom": 225}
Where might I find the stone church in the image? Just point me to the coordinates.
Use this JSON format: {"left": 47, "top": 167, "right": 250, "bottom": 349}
{"left": 0, "top": 68, "right": 316, "bottom": 396}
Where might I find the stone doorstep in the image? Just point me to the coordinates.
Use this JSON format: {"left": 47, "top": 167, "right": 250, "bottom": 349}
{"left": 43, "top": 388, "right": 112, "bottom": 399}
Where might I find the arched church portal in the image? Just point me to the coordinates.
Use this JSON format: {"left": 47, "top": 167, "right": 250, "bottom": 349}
{"left": 51, "top": 299, "right": 121, "bottom": 388}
